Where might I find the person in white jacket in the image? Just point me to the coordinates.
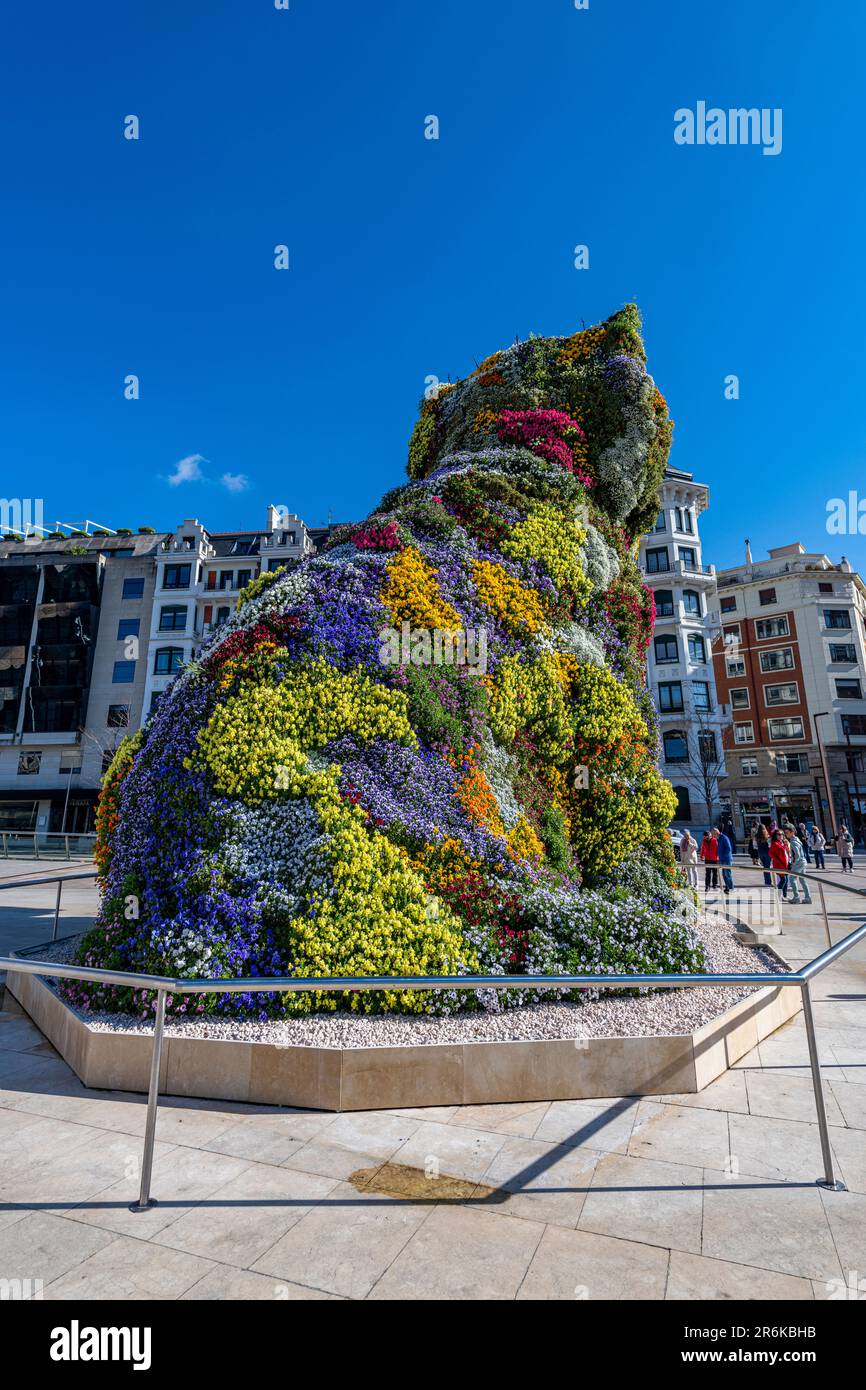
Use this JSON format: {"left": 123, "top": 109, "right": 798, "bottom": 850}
{"left": 679, "top": 830, "right": 699, "bottom": 889}
{"left": 836, "top": 825, "right": 855, "bottom": 873}
{"left": 809, "top": 826, "right": 826, "bottom": 870}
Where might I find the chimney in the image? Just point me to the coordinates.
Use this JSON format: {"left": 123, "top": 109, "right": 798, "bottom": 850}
{"left": 266, "top": 505, "right": 280, "bottom": 533}
{"left": 745, "top": 538, "right": 753, "bottom": 565}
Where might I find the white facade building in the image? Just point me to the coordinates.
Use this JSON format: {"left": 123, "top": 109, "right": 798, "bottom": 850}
{"left": 638, "top": 467, "right": 728, "bottom": 830}
{"left": 143, "top": 507, "right": 313, "bottom": 718}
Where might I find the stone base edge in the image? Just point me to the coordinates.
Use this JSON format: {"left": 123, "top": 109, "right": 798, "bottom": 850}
{"left": 6, "top": 969, "right": 802, "bottom": 1112}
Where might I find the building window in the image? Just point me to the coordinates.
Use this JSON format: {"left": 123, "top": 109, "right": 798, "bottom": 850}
{"left": 723, "top": 623, "right": 742, "bottom": 642}
{"left": 726, "top": 658, "right": 746, "bottom": 678}
{"left": 673, "top": 786, "right": 692, "bottom": 821}
{"left": 655, "top": 589, "right": 674, "bottom": 618}
{"left": 720, "top": 595, "right": 737, "bottom": 613}
{"left": 163, "top": 564, "right": 192, "bottom": 591}
{"left": 768, "top": 716, "right": 805, "bottom": 740}
{"left": 692, "top": 681, "right": 712, "bottom": 712}
{"left": 819, "top": 582, "right": 833, "bottom": 594}
{"left": 101, "top": 749, "right": 115, "bottom": 774}
{"left": 674, "top": 506, "right": 693, "bottom": 534}
{"left": 232, "top": 538, "right": 256, "bottom": 555}
{"left": 765, "top": 682, "right": 799, "bottom": 705}
{"left": 150, "top": 691, "right": 164, "bottom": 714}
{"left": 654, "top": 635, "right": 679, "bottom": 664}
{"left": 835, "top": 678, "right": 863, "bottom": 700}
{"left": 159, "top": 605, "right": 187, "bottom": 632}
{"left": 688, "top": 634, "right": 706, "bottom": 664}
{"left": 663, "top": 731, "right": 689, "bottom": 763}
{"left": 122, "top": 577, "right": 144, "bottom": 601}
{"left": 755, "top": 616, "right": 790, "bottom": 640}
{"left": 734, "top": 722, "right": 755, "bottom": 744}
{"left": 776, "top": 752, "right": 809, "bottom": 774}
{"left": 107, "top": 704, "right": 129, "bottom": 727}
{"left": 117, "top": 617, "right": 140, "bottom": 641}
{"left": 730, "top": 688, "right": 750, "bottom": 710}
{"left": 698, "top": 730, "right": 716, "bottom": 762}
{"left": 658, "top": 681, "right": 684, "bottom": 713}
{"left": 645, "top": 547, "right": 669, "bottom": 574}
{"left": 219, "top": 570, "right": 234, "bottom": 590}
{"left": 678, "top": 547, "right": 697, "bottom": 572}
{"left": 59, "top": 753, "right": 82, "bottom": 776}
{"left": 824, "top": 609, "right": 852, "bottom": 630}
{"left": 842, "top": 715, "right": 866, "bottom": 735}
{"left": 829, "top": 643, "right": 857, "bottom": 664}
{"left": 236, "top": 570, "right": 252, "bottom": 590}
{"left": 112, "top": 660, "right": 136, "bottom": 684}
{"left": 760, "top": 647, "right": 794, "bottom": 672}
{"left": 17, "top": 752, "right": 41, "bottom": 775}
{"left": 758, "top": 587, "right": 777, "bottom": 606}
{"left": 682, "top": 590, "right": 701, "bottom": 616}
{"left": 846, "top": 751, "right": 865, "bottom": 773}
{"left": 741, "top": 756, "right": 759, "bottom": 777}
{"left": 654, "top": 512, "right": 666, "bottom": 532}
{"left": 216, "top": 606, "right": 231, "bottom": 626}
{"left": 154, "top": 647, "right": 184, "bottom": 675}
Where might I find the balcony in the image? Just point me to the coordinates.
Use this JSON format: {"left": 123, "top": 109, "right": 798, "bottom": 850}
{"left": 642, "top": 559, "right": 716, "bottom": 584}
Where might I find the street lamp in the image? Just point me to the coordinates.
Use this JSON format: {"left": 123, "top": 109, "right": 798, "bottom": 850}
{"left": 842, "top": 715, "right": 864, "bottom": 846}
{"left": 813, "top": 712, "right": 839, "bottom": 843}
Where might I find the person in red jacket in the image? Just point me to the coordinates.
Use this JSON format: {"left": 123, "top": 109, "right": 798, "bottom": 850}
{"left": 769, "top": 828, "right": 790, "bottom": 896}
{"left": 700, "top": 830, "right": 719, "bottom": 892}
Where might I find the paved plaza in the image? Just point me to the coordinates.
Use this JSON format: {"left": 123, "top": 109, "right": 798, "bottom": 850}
{"left": 0, "top": 860, "right": 864, "bottom": 1301}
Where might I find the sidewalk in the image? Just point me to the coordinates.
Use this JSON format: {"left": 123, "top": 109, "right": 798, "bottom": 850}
{"left": 0, "top": 874, "right": 863, "bottom": 1300}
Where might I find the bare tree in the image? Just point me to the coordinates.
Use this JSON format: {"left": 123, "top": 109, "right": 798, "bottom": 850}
{"left": 681, "top": 707, "right": 726, "bottom": 828}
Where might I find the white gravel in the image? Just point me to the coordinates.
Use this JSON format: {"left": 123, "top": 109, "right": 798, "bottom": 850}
{"left": 21, "top": 910, "right": 789, "bottom": 1048}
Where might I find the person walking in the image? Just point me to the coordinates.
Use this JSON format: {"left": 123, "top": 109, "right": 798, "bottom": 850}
{"left": 700, "top": 830, "right": 719, "bottom": 892}
{"left": 756, "top": 823, "right": 773, "bottom": 887}
{"left": 798, "top": 821, "right": 812, "bottom": 864}
{"left": 784, "top": 827, "right": 812, "bottom": 904}
{"left": 679, "top": 829, "right": 699, "bottom": 889}
{"left": 769, "top": 828, "right": 791, "bottom": 896}
{"left": 809, "top": 825, "right": 826, "bottom": 870}
{"left": 836, "top": 824, "right": 855, "bottom": 874}
{"left": 748, "top": 826, "right": 760, "bottom": 866}
{"left": 714, "top": 826, "right": 734, "bottom": 896}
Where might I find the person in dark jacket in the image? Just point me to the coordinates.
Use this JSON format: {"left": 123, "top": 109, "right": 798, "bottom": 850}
{"left": 714, "top": 827, "right": 734, "bottom": 895}
{"left": 756, "top": 824, "right": 773, "bottom": 886}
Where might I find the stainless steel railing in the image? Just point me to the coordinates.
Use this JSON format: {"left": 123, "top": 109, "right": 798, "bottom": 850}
{"left": 0, "top": 863, "right": 864, "bottom": 1210}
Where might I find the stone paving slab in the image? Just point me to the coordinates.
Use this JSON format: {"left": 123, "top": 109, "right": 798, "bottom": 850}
{"left": 0, "top": 874, "right": 863, "bottom": 1299}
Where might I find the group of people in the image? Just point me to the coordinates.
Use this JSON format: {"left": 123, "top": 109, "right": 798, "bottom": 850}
{"left": 678, "top": 826, "right": 734, "bottom": 894}
{"left": 747, "top": 819, "right": 857, "bottom": 878}
{"left": 677, "top": 817, "right": 859, "bottom": 902}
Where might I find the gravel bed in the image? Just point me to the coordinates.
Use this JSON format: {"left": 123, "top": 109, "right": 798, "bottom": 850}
{"left": 18, "top": 911, "right": 789, "bottom": 1048}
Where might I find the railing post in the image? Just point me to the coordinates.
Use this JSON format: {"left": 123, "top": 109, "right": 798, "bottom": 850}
{"left": 51, "top": 878, "right": 63, "bottom": 941}
{"left": 817, "top": 879, "right": 833, "bottom": 950}
{"left": 801, "top": 980, "right": 845, "bottom": 1191}
{"left": 1, "top": 832, "right": 6, "bottom": 858}
{"left": 129, "top": 988, "right": 167, "bottom": 1213}
{"left": 33, "top": 833, "right": 39, "bottom": 861}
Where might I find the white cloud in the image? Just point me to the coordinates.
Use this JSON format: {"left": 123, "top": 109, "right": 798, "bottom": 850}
{"left": 221, "top": 472, "right": 250, "bottom": 493}
{"left": 168, "top": 454, "right": 206, "bottom": 486}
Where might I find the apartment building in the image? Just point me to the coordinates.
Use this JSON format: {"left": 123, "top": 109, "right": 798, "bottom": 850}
{"left": 143, "top": 507, "right": 313, "bottom": 717}
{"left": 710, "top": 542, "right": 866, "bottom": 840}
{"left": 0, "top": 506, "right": 317, "bottom": 835}
{"left": 0, "top": 532, "right": 162, "bottom": 834}
{"left": 639, "top": 467, "right": 727, "bottom": 829}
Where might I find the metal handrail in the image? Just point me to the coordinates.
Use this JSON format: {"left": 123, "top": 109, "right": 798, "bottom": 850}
{"left": 0, "top": 862, "right": 863, "bottom": 1208}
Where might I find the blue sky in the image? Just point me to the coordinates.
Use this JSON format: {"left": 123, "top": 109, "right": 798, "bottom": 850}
{"left": 1, "top": 0, "right": 864, "bottom": 570}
